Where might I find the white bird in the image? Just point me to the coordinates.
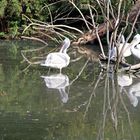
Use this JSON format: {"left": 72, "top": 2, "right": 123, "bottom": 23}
{"left": 41, "top": 74, "right": 69, "bottom": 103}
{"left": 131, "top": 44, "right": 140, "bottom": 59}
{"left": 41, "top": 38, "right": 71, "bottom": 73}
{"left": 110, "top": 34, "right": 140, "bottom": 59}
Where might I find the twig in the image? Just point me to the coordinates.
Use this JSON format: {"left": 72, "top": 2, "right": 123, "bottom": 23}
{"left": 41, "top": 3, "right": 53, "bottom": 26}
{"left": 21, "top": 52, "right": 42, "bottom": 65}
{"left": 95, "top": 26, "right": 106, "bottom": 59}
{"left": 88, "top": 5, "right": 106, "bottom": 59}
{"left": 70, "top": 56, "right": 83, "bottom": 63}
{"left": 22, "top": 22, "right": 84, "bottom": 35}
{"left": 69, "top": 0, "right": 91, "bottom": 31}
{"left": 106, "top": 0, "right": 110, "bottom": 45}
{"left": 70, "top": 58, "right": 89, "bottom": 85}
{"left": 83, "top": 70, "right": 104, "bottom": 118}
{"left": 21, "top": 36, "right": 48, "bottom": 45}
{"left": 119, "top": 90, "right": 136, "bottom": 140}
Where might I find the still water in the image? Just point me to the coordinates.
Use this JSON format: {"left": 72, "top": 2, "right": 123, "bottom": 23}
{"left": 0, "top": 40, "right": 140, "bottom": 140}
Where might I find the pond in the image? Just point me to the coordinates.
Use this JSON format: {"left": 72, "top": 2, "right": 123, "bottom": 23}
{"left": 0, "top": 40, "right": 140, "bottom": 140}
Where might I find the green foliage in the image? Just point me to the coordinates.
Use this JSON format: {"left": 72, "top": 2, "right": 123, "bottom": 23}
{"left": 0, "top": 0, "right": 7, "bottom": 17}
{"left": 0, "top": 32, "right": 6, "bottom": 38}
{"left": 0, "top": 0, "right": 137, "bottom": 38}
{"left": 0, "top": 0, "right": 50, "bottom": 36}
{"left": 25, "top": 0, "right": 48, "bottom": 20}
{"left": 4, "top": 0, "right": 21, "bottom": 20}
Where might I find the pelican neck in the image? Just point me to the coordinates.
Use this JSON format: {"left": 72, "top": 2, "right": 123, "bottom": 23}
{"left": 59, "top": 45, "right": 68, "bottom": 53}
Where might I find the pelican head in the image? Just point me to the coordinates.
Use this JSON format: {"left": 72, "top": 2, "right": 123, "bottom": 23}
{"left": 60, "top": 38, "right": 71, "bottom": 53}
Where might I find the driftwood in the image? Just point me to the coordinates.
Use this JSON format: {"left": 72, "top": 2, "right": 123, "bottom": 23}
{"left": 72, "top": 0, "right": 140, "bottom": 45}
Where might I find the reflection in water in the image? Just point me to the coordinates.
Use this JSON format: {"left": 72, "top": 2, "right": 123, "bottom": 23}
{"left": 73, "top": 45, "right": 101, "bottom": 62}
{"left": 1, "top": 40, "right": 140, "bottom": 140}
{"left": 117, "top": 72, "right": 140, "bottom": 107}
{"left": 41, "top": 74, "right": 69, "bottom": 103}
{"left": 117, "top": 73, "right": 133, "bottom": 90}
{"left": 129, "top": 81, "right": 140, "bottom": 107}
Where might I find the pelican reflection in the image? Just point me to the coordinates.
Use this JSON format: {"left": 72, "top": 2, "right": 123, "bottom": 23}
{"left": 117, "top": 73, "right": 133, "bottom": 92}
{"left": 117, "top": 73, "right": 138, "bottom": 107}
{"left": 129, "top": 81, "right": 140, "bottom": 107}
{"left": 41, "top": 74, "right": 69, "bottom": 103}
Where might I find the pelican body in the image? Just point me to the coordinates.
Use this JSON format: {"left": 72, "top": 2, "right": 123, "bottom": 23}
{"left": 41, "top": 38, "right": 71, "bottom": 72}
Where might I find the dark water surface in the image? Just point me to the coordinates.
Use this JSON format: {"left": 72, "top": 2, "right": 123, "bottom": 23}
{"left": 0, "top": 40, "right": 140, "bottom": 140}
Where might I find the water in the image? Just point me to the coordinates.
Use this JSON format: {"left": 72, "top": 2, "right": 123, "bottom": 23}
{"left": 0, "top": 40, "right": 140, "bottom": 140}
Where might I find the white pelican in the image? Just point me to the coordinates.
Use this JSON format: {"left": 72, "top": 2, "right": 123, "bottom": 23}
{"left": 110, "top": 34, "right": 140, "bottom": 59}
{"left": 41, "top": 74, "right": 69, "bottom": 103}
{"left": 41, "top": 38, "right": 71, "bottom": 73}
{"left": 131, "top": 44, "right": 140, "bottom": 59}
